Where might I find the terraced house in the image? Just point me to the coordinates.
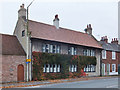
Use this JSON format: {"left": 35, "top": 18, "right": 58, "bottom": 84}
{"left": 100, "top": 36, "right": 120, "bottom": 76}
{"left": 14, "top": 4, "right": 102, "bottom": 81}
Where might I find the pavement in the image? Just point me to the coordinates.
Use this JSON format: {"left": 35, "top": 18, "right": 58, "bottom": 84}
{"left": 0, "top": 76, "right": 119, "bottom": 88}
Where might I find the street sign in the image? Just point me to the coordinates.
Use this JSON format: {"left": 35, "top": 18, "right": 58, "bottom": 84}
{"left": 26, "top": 62, "right": 30, "bottom": 64}
{"left": 26, "top": 59, "right": 31, "bottom": 62}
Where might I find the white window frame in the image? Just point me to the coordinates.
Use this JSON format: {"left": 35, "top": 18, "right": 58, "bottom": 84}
{"left": 69, "top": 47, "right": 77, "bottom": 55}
{"left": 87, "top": 49, "right": 91, "bottom": 56}
{"left": 102, "top": 50, "right": 106, "bottom": 59}
{"left": 49, "top": 45, "right": 53, "bottom": 53}
{"left": 112, "top": 51, "right": 116, "bottom": 60}
{"left": 46, "top": 64, "right": 50, "bottom": 73}
{"left": 43, "top": 64, "right": 46, "bottom": 72}
{"left": 56, "top": 45, "right": 60, "bottom": 53}
{"left": 84, "top": 65, "right": 96, "bottom": 72}
{"left": 71, "top": 47, "right": 74, "bottom": 55}
{"left": 50, "top": 65, "right": 53, "bottom": 72}
{"left": 46, "top": 44, "right": 49, "bottom": 53}
{"left": 69, "top": 65, "right": 77, "bottom": 72}
{"left": 91, "top": 50, "right": 95, "bottom": 56}
{"left": 74, "top": 65, "right": 77, "bottom": 72}
{"left": 57, "top": 65, "right": 60, "bottom": 72}
{"left": 112, "top": 64, "right": 116, "bottom": 72}
{"left": 53, "top": 45, "right": 56, "bottom": 53}
{"left": 83, "top": 50, "right": 87, "bottom": 56}
{"left": 74, "top": 48, "right": 77, "bottom": 55}
{"left": 53, "top": 64, "right": 57, "bottom": 72}
{"left": 42, "top": 44, "right": 46, "bottom": 52}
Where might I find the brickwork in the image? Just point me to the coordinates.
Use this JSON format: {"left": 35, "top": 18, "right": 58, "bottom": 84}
{"left": 102, "top": 50, "right": 119, "bottom": 73}
{"left": 1, "top": 55, "right": 26, "bottom": 83}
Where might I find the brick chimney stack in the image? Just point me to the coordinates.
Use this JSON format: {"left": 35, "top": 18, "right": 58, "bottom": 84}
{"left": 111, "top": 38, "right": 118, "bottom": 44}
{"left": 53, "top": 14, "right": 59, "bottom": 29}
{"left": 84, "top": 24, "right": 92, "bottom": 35}
{"left": 101, "top": 36, "right": 108, "bottom": 43}
{"left": 18, "top": 4, "right": 26, "bottom": 20}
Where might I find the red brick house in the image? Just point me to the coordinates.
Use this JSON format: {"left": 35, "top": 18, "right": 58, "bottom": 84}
{"left": 100, "top": 36, "right": 120, "bottom": 76}
{"left": 0, "top": 34, "right": 26, "bottom": 83}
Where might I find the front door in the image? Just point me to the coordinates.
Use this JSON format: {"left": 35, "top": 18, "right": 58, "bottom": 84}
{"left": 17, "top": 64, "right": 24, "bottom": 82}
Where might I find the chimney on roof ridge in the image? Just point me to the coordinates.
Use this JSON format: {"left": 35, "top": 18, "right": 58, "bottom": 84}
{"left": 111, "top": 38, "right": 118, "bottom": 44}
{"left": 100, "top": 36, "right": 108, "bottom": 43}
{"left": 18, "top": 4, "right": 26, "bottom": 20}
{"left": 84, "top": 24, "right": 92, "bottom": 35}
{"left": 53, "top": 14, "right": 59, "bottom": 29}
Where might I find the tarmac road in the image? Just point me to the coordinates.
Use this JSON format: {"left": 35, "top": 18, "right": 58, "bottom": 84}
{"left": 2, "top": 77, "right": 120, "bottom": 90}
{"left": 27, "top": 77, "right": 119, "bottom": 88}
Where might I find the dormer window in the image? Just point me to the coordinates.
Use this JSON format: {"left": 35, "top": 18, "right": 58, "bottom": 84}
{"left": 22, "top": 30, "right": 25, "bottom": 37}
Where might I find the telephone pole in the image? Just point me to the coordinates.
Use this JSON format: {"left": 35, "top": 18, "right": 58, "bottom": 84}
{"left": 26, "top": 0, "right": 35, "bottom": 81}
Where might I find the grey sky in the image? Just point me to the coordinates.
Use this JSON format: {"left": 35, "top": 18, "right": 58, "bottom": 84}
{"left": 0, "top": 0, "right": 118, "bottom": 42}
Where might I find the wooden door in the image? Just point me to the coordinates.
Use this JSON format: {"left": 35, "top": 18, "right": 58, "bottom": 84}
{"left": 17, "top": 64, "right": 24, "bottom": 82}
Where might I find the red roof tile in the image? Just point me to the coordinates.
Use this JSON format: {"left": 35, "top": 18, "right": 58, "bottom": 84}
{"left": 0, "top": 34, "right": 26, "bottom": 55}
{"left": 29, "top": 20, "right": 102, "bottom": 49}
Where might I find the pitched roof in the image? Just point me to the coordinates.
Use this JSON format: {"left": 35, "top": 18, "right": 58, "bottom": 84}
{"left": 29, "top": 20, "right": 102, "bottom": 49}
{"left": 0, "top": 34, "right": 26, "bottom": 55}
{"left": 99, "top": 41, "right": 120, "bottom": 52}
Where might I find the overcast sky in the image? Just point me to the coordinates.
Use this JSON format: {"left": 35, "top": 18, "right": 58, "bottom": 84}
{"left": 0, "top": 0, "right": 119, "bottom": 42}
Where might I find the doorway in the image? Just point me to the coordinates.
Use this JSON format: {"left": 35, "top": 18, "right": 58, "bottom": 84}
{"left": 17, "top": 64, "right": 24, "bottom": 82}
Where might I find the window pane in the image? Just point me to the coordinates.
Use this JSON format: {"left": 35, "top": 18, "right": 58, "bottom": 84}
{"left": 74, "top": 65, "right": 77, "bottom": 72}
{"left": 112, "top": 52, "right": 116, "bottom": 59}
{"left": 46, "top": 44, "right": 49, "bottom": 53}
{"left": 22, "top": 30, "right": 25, "bottom": 37}
{"left": 46, "top": 64, "right": 50, "bottom": 73}
{"left": 42, "top": 44, "right": 46, "bottom": 52}
{"left": 54, "top": 64, "right": 57, "bottom": 72}
{"left": 53, "top": 45, "right": 56, "bottom": 53}
{"left": 50, "top": 65, "right": 53, "bottom": 72}
{"left": 57, "top": 45, "right": 60, "bottom": 53}
{"left": 49, "top": 45, "right": 53, "bottom": 53}
{"left": 57, "top": 65, "right": 60, "bottom": 72}
{"left": 74, "top": 48, "right": 77, "bottom": 55}
{"left": 102, "top": 50, "right": 106, "bottom": 59}
{"left": 43, "top": 64, "right": 46, "bottom": 72}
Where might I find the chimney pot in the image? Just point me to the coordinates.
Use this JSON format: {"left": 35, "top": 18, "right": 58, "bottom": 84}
{"left": 101, "top": 36, "right": 108, "bottom": 43}
{"left": 85, "top": 24, "right": 92, "bottom": 35}
{"left": 53, "top": 14, "right": 59, "bottom": 29}
{"left": 22, "top": 4, "right": 24, "bottom": 8}
{"left": 20, "top": 5, "right": 22, "bottom": 8}
{"left": 18, "top": 4, "right": 26, "bottom": 20}
{"left": 89, "top": 24, "right": 91, "bottom": 28}
{"left": 111, "top": 38, "right": 118, "bottom": 44}
{"left": 87, "top": 25, "right": 88, "bottom": 28}
{"left": 55, "top": 14, "right": 58, "bottom": 19}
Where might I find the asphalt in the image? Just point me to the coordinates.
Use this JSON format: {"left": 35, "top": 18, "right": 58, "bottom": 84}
{"left": 32, "top": 77, "right": 118, "bottom": 88}
{"left": 0, "top": 76, "right": 119, "bottom": 88}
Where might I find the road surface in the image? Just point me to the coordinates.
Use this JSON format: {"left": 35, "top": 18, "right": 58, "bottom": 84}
{"left": 26, "top": 77, "right": 119, "bottom": 88}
